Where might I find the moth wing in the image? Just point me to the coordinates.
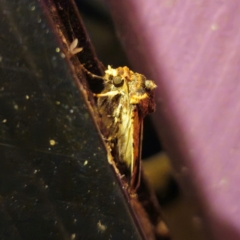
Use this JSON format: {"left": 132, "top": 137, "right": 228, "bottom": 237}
{"left": 130, "top": 106, "right": 143, "bottom": 191}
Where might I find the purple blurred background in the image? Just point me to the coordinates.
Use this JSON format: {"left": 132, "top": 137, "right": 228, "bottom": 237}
{"left": 106, "top": 1, "right": 240, "bottom": 240}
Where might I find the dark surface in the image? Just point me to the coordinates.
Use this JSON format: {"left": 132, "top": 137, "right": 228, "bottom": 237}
{"left": 0, "top": 0, "right": 143, "bottom": 239}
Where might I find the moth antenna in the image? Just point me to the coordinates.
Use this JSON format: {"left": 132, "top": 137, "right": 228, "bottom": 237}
{"left": 68, "top": 39, "right": 104, "bottom": 80}
{"left": 80, "top": 64, "right": 104, "bottom": 80}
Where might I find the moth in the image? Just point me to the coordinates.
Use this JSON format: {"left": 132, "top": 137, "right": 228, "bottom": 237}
{"left": 70, "top": 39, "right": 157, "bottom": 191}
{"left": 95, "top": 66, "right": 157, "bottom": 191}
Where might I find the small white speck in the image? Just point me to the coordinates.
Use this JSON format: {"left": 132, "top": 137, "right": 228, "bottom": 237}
{"left": 83, "top": 160, "right": 88, "bottom": 166}
{"left": 2, "top": 119, "right": 7, "bottom": 123}
{"left": 14, "top": 104, "right": 18, "bottom": 110}
{"left": 70, "top": 109, "right": 74, "bottom": 113}
{"left": 33, "top": 170, "right": 38, "bottom": 174}
{"left": 97, "top": 221, "right": 107, "bottom": 232}
{"left": 73, "top": 218, "right": 77, "bottom": 223}
{"left": 60, "top": 53, "right": 65, "bottom": 58}
{"left": 49, "top": 139, "right": 56, "bottom": 146}
{"left": 211, "top": 24, "right": 218, "bottom": 31}
{"left": 71, "top": 233, "right": 76, "bottom": 240}
{"left": 25, "top": 95, "right": 29, "bottom": 99}
{"left": 45, "top": 185, "right": 48, "bottom": 189}
{"left": 55, "top": 101, "right": 60, "bottom": 105}
{"left": 55, "top": 47, "right": 60, "bottom": 53}
{"left": 30, "top": 6, "right": 35, "bottom": 11}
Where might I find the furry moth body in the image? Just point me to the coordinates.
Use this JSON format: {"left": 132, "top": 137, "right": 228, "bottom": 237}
{"left": 96, "top": 66, "right": 156, "bottom": 191}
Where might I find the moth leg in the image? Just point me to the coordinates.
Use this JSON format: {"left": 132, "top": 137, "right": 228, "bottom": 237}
{"left": 130, "top": 93, "right": 149, "bottom": 104}
{"left": 113, "top": 104, "right": 123, "bottom": 124}
{"left": 94, "top": 91, "right": 120, "bottom": 97}
{"left": 114, "top": 103, "right": 122, "bottom": 117}
{"left": 102, "top": 135, "right": 113, "bottom": 142}
{"left": 69, "top": 38, "right": 83, "bottom": 56}
{"left": 79, "top": 65, "right": 104, "bottom": 80}
{"left": 102, "top": 135, "right": 115, "bottom": 149}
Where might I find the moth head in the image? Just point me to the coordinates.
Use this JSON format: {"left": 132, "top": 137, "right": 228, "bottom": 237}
{"left": 105, "top": 66, "right": 125, "bottom": 87}
{"left": 112, "top": 76, "right": 124, "bottom": 87}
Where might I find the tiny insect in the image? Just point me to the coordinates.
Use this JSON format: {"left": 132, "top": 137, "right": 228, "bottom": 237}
{"left": 70, "top": 39, "right": 157, "bottom": 192}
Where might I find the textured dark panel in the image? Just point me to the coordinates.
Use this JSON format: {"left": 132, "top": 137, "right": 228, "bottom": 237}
{"left": 0, "top": 0, "right": 142, "bottom": 239}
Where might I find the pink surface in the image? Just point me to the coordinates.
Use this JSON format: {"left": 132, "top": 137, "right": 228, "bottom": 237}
{"left": 108, "top": 0, "right": 240, "bottom": 239}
